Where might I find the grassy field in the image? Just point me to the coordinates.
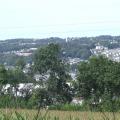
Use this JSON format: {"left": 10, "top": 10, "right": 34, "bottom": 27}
{"left": 0, "top": 109, "right": 120, "bottom": 120}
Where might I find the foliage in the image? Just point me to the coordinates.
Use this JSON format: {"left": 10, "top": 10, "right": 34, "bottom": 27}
{"left": 48, "top": 104, "right": 85, "bottom": 111}
{"left": 15, "top": 58, "right": 26, "bottom": 70}
{"left": 0, "top": 65, "right": 8, "bottom": 84}
{"left": 77, "top": 55, "right": 120, "bottom": 111}
{"left": 1, "top": 42, "right": 120, "bottom": 112}
{"left": 33, "top": 43, "right": 72, "bottom": 105}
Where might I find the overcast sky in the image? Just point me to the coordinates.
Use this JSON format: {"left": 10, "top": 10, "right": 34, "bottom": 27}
{"left": 0, "top": 0, "right": 120, "bottom": 40}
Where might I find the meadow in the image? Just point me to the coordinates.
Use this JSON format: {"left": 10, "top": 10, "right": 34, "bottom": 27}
{"left": 0, "top": 109, "right": 120, "bottom": 120}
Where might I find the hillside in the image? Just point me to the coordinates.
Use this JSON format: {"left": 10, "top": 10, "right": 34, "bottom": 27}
{"left": 1, "top": 35, "right": 120, "bottom": 65}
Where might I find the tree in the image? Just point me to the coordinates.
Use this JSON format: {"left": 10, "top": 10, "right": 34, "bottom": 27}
{"left": 0, "top": 65, "right": 8, "bottom": 84}
{"left": 77, "top": 55, "right": 120, "bottom": 105}
{"left": 15, "top": 57, "right": 26, "bottom": 70}
{"left": 7, "top": 67, "right": 27, "bottom": 108}
{"left": 33, "top": 43, "right": 72, "bottom": 105}
{"left": 0, "top": 65, "right": 8, "bottom": 95}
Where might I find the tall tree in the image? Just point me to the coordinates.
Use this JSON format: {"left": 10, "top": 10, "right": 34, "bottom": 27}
{"left": 34, "top": 43, "right": 72, "bottom": 104}
{"left": 77, "top": 56, "right": 120, "bottom": 103}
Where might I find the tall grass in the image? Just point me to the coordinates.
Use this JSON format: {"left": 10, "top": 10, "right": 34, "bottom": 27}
{"left": 0, "top": 109, "right": 119, "bottom": 120}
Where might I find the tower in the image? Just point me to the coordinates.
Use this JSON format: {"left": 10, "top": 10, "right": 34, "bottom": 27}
{"left": 66, "top": 37, "right": 68, "bottom": 43}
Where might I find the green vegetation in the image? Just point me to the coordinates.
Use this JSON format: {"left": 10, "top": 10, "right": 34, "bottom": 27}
{"left": 33, "top": 43, "right": 72, "bottom": 105}
{"left": 48, "top": 104, "right": 85, "bottom": 111}
{"left": 77, "top": 56, "right": 120, "bottom": 112}
{"left": 0, "top": 43, "right": 72, "bottom": 109}
{"left": 0, "top": 42, "right": 120, "bottom": 119}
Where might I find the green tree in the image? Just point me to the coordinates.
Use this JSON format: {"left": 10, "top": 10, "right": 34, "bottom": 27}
{"left": 77, "top": 55, "right": 120, "bottom": 104}
{"left": 33, "top": 43, "right": 72, "bottom": 105}
{"left": 7, "top": 67, "right": 27, "bottom": 108}
{"left": 15, "top": 57, "right": 26, "bottom": 70}
{"left": 0, "top": 65, "right": 8, "bottom": 84}
{"left": 0, "top": 65, "right": 8, "bottom": 95}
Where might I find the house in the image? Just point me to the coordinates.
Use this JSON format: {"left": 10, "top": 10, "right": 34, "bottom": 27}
{"left": 71, "top": 97, "right": 84, "bottom": 105}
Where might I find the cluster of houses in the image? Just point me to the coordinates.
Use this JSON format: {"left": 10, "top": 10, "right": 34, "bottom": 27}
{"left": 67, "top": 57, "right": 82, "bottom": 65}
{"left": 4, "top": 47, "right": 37, "bottom": 57}
{"left": 91, "top": 44, "right": 120, "bottom": 62}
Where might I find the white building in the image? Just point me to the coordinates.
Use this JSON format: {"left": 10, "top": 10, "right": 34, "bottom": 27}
{"left": 71, "top": 97, "right": 84, "bottom": 105}
{"left": 91, "top": 44, "right": 120, "bottom": 62}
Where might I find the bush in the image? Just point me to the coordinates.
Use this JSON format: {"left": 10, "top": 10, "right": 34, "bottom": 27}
{"left": 48, "top": 103, "right": 85, "bottom": 111}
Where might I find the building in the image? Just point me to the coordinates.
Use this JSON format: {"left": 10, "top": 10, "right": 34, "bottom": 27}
{"left": 91, "top": 44, "right": 120, "bottom": 62}
{"left": 71, "top": 97, "right": 84, "bottom": 105}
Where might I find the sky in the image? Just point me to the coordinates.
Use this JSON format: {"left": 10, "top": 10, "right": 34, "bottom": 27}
{"left": 0, "top": 0, "right": 120, "bottom": 40}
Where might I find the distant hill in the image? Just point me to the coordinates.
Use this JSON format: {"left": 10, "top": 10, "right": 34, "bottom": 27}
{"left": 1, "top": 35, "right": 120, "bottom": 65}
